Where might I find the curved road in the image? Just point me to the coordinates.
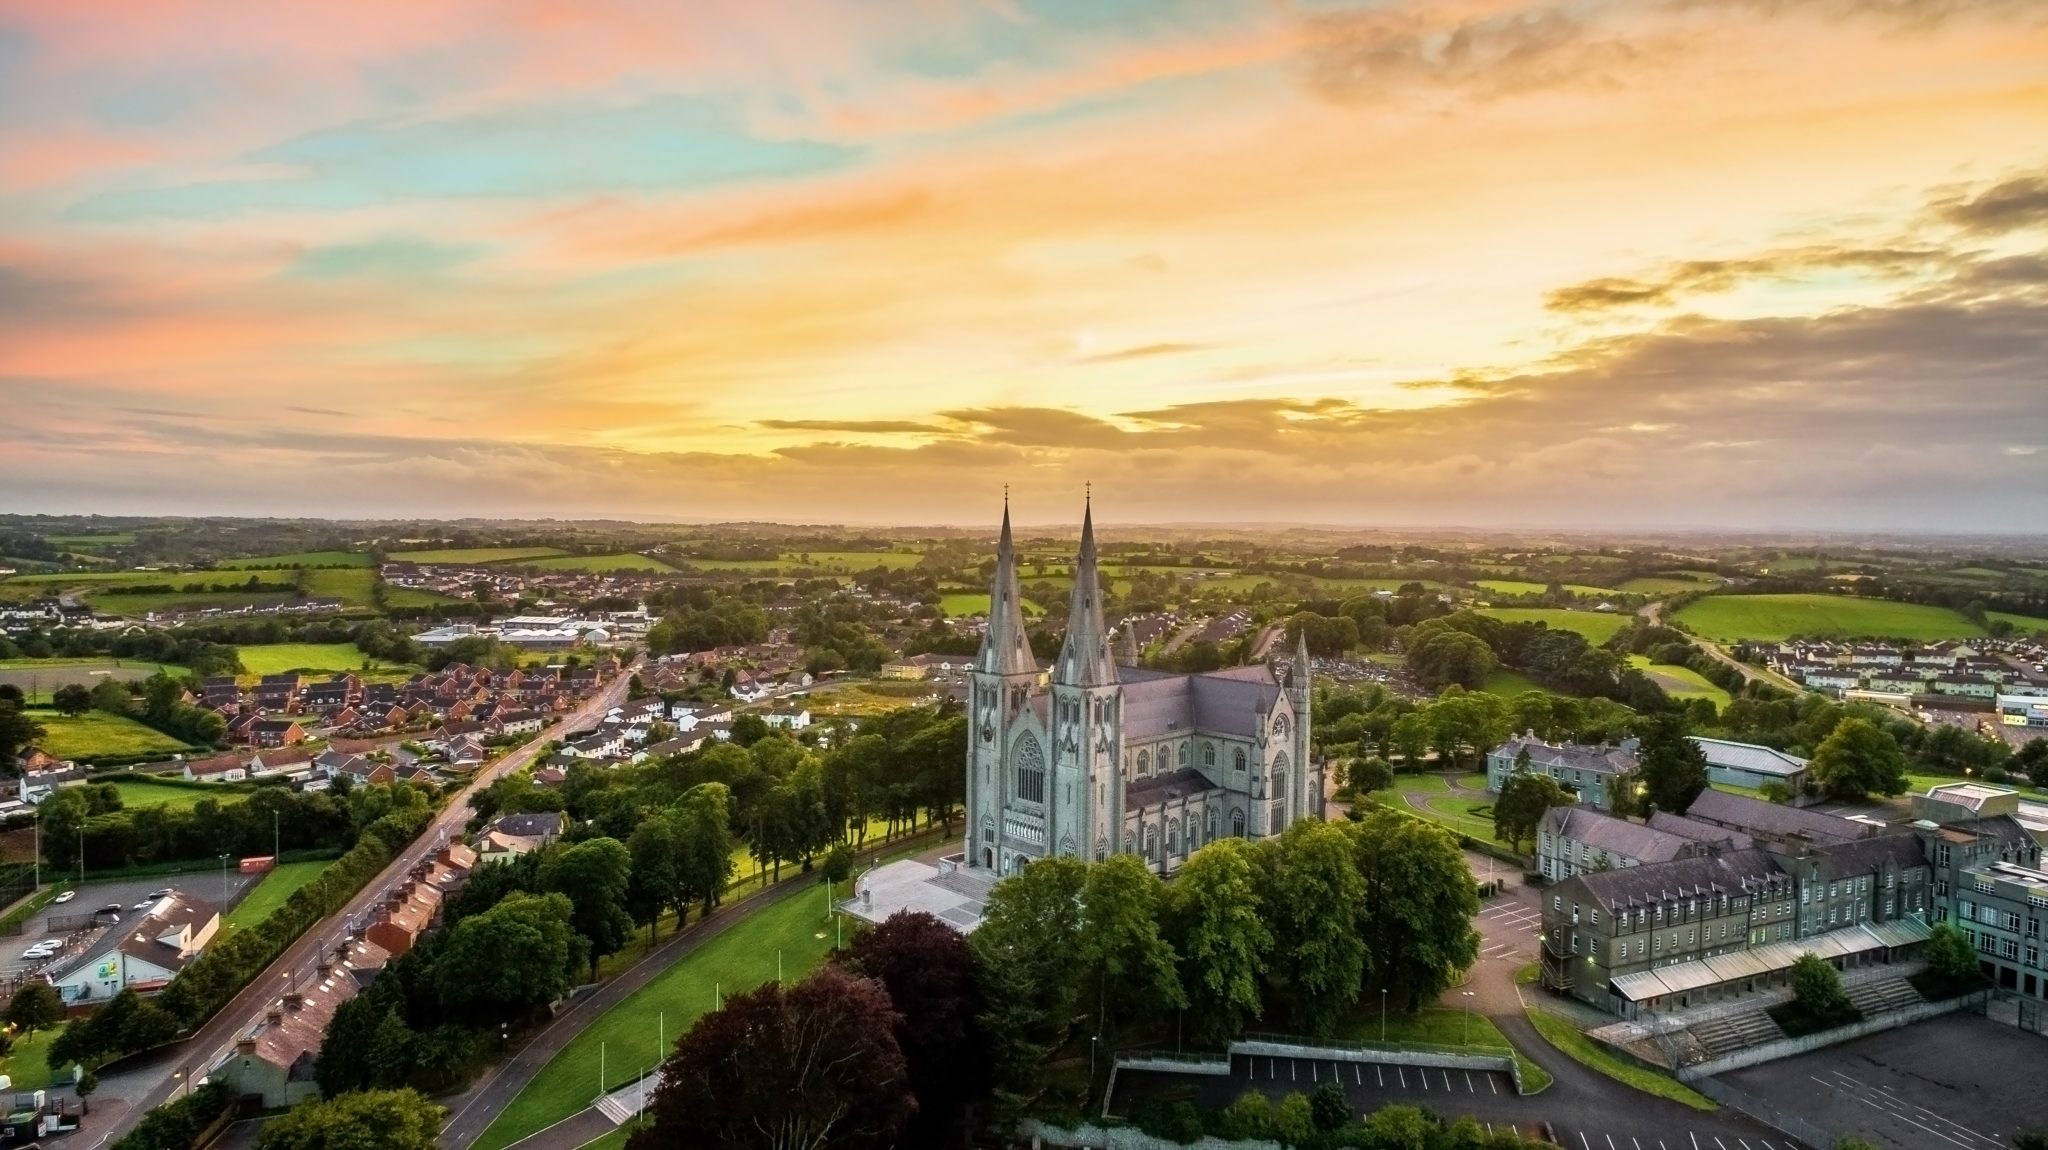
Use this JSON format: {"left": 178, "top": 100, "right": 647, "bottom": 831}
{"left": 95, "top": 667, "right": 636, "bottom": 1145}
{"left": 1639, "top": 600, "right": 1802, "bottom": 694}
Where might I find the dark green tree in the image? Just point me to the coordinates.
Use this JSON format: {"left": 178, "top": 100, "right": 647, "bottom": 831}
{"left": 1810, "top": 717, "right": 1909, "bottom": 802}
{"left": 543, "top": 836, "right": 636, "bottom": 980}
{"left": 1634, "top": 713, "right": 1708, "bottom": 813}
{"left": 1261, "top": 821, "right": 1366, "bottom": 1036}
{"left": 255, "top": 1088, "right": 444, "bottom": 1150}
{"left": 1493, "top": 771, "right": 1573, "bottom": 853}
{"left": 1163, "top": 839, "right": 1271, "bottom": 1043}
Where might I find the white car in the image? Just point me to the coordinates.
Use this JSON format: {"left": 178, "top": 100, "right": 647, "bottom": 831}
{"left": 50, "top": 891, "right": 75, "bottom": 905}
{"left": 19, "top": 944, "right": 52, "bottom": 961}
{"left": 132, "top": 899, "right": 156, "bottom": 911}
{"left": 36, "top": 939, "right": 59, "bottom": 952}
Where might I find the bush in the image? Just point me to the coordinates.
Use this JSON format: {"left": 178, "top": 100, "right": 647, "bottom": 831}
{"left": 1214, "top": 1091, "right": 1274, "bottom": 1140}
{"left": 1273, "top": 1092, "right": 1315, "bottom": 1144}
{"left": 110, "top": 1081, "right": 233, "bottom": 1150}
{"left": 1769, "top": 954, "right": 1861, "bottom": 1036}
{"left": 1310, "top": 1080, "right": 1348, "bottom": 1131}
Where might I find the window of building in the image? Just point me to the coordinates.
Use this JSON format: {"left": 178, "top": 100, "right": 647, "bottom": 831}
{"left": 1979, "top": 933, "right": 1998, "bottom": 955}
{"left": 1231, "top": 809, "right": 1247, "bottom": 837}
{"left": 1137, "top": 748, "right": 1151, "bottom": 775}
{"left": 1233, "top": 748, "right": 1247, "bottom": 772}
{"left": 2001, "top": 938, "right": 2019, "bottom": 961}
{"left": 2026, "top": 944, "right": 2040, "bottom": 967}
{"left": 2004, "top": 912, "right": 2022, "bottom": 932}
{"left": 1179, "top": 742, "right": 1190, "bottom": 767}
{"left": 1013, "top": 733, "right": 1046, "bottom": 803}
{"left": 1167, "top": 819, "right": 1180, "bottom": 857}
{"left": 1203, "top": 743, "right": 1217, "bottom": 768}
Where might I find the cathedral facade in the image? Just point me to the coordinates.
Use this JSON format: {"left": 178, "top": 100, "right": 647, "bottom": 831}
{"left": 964, "top": 498, "right": 1317, "bottom": 876}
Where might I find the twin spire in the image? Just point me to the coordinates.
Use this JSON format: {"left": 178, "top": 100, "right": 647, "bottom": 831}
{"left": 974, "top": 490, "right": 1118, "bottom": 686}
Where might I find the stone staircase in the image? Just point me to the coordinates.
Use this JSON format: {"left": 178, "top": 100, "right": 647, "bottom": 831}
{"left": 1687, "top": 1009, "right": 1785, "bottom": 1058}
{"left": 1847, "top": 977, "right": 1923, "bottom": 1016}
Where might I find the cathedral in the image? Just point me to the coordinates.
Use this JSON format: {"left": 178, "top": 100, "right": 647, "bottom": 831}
{"left": 965, "top": 497, "right": 1317, "bottom": 877}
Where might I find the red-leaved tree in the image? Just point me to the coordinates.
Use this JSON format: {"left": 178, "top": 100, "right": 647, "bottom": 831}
{"left": 842, "top": 911, "right": 991, "bottom": 1148}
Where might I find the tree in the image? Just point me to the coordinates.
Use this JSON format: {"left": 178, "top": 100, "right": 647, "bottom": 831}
{"left": 544, "top": 837, "right": 636, "bottom": 981}
{"left": 435, "top": 892, "right": 580, "bottom": 1023}
{"left": 1634, "top": 713, "right": 1708, "bottom": 814}
{"left": 1164, "top": 839, "right": 1271, "bottom": 1043}
{"left": 1261, "top": 821, "right": 1366, "bottom": 1036}
{"left": 1493, "top": 772, "right": 1573, "bottom": 853}
{"left": 1349, "top": 810, "right": 1479, "bottom": 1009}
{"left": 1810, "top": 717, "right": 1909, "bottom": 802}
{"left": 1310, "top": 1080, "right": 1349, "bottom": 1131}
{"left": 1757, "top": 779, "right": 1795, "bottom": 804}
{"left": 678, "top": 783, "right": 737, "bottom": 914}
{"left": 1349, "top": 755, "right": 1394, "bottom": 794}
{"left": 6, "top": 981, "right": 63, "bottom": 1041}
{"left": 970, "top": 857, "right": 1086, "bottom": 1117}
{"left": 1391, "top": 711, "right": 1431, "bottom": 770}
{"left": 1924, "top": 922, "right": 1980, "bottom": 985}
{"left": 0, "top": 701, "right": 47, "bottom": 763}
{"left": 842, "top": 912, "right": 990, "bottom": 1148}
{"left": 626, "top": 813, "right": 687, "bottom": 942}
{"left": 631, "top": 967, "right": 912, "bottom": 1150}
{"left": 1405, "top": 629, "right": 1496, "bottom": 691}
{"left": 51, "top": 683, "right": 92, "bottom": 717}
{"left": 89, "top": 679, "right": 131, "bottom": 715}
{"left": 255, "top": 1088, "right": 444, "bottom": 1150}
{"left": 1791, "top": 953, "right": 1850, "bottom": 1018}
{"left": 1077, "top": 854, "right": 1185, "bottom": 1038}
{"left": 821, "top": 842, "right": 854, "bottom": 886}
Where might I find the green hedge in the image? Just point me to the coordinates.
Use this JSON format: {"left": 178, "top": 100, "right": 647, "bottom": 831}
{"left": 110, "top": 1081, "right": 234, "bottom": 1150}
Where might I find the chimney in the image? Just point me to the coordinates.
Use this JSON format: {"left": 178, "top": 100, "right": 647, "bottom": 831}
{"left": 283, "top": 992, "right": 304, "bottom": 1009}
{"left": 237, "top": 1038, "right": 258, "bottom": 1056}
{"left": 265, "top": 1009, "right": 284, "bottom": 1026}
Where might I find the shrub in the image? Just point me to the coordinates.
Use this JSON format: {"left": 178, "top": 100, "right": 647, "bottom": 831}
{"left": 1214, "top": 1090, "right": 1274, "bottom": 1140}
{"left": 1310, "top": 1080, "right": 1349, "bottom": 1131}
{"left": 110, "top": 1081, "right": 233, "bottom": 1150}
{"left": 1273, "top": 1092, "right": 1315, "bottom": 1144}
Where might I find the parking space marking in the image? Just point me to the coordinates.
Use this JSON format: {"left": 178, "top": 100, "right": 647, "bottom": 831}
{"left": 1375, "top": 1065, "right": 1383, "bottom": 1087}
{"left": 1353, "top": 1064, "right": 1361, "bottom": 1085}
{"left": 1489, "top": 1075, "right": 1498, "bottom": 1094}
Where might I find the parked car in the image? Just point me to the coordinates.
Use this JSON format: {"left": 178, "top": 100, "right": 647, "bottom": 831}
{"left": 50, "top": 891, "right": 75, "bottom": 905}
{"left": 36, "top": 939, "right": 60, "bottom": 952}
{"left": 146, "top": 888, "right": 174, "bottom": 900}
{"left": 95, "top": 905, "right": 122, "bottom": 922}
{"left": 19, "top": 943, "right": 52, "bottom": 961}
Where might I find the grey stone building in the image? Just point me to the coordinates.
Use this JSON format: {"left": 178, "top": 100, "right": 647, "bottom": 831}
{"left": 964, "top": 498, "right": 1316, "bottom": 877}
{"left": 1923, "top": 815, "right": 2048, "bottom": 1000}
{"left": 1485, "top": 736, "right": 1638, "bottom": 811}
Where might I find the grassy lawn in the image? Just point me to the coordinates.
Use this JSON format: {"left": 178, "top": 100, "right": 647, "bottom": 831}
{"left": 219, "top": 551, "right": 373, "bottom": 569}
{"left": 1478, "top": 669, "right": 1562, "bottom": 699}
{"left": 1416, "top": 795, "right": 1500, "bottom": 842}
{"left": 222, "top": 859, "right": 333, "bottom": 934}
{"left": 1392, "top": 773, "right": 1451, "bottom": 793}
{"left": 1453, "top": 773, "right": 1489, "bottom": 790}
{"left": 110, "top": 778, "right": 252, "bottom": 810}
{"left": 522, "top": 553, "right": 678, "bottom": 573}
{"left": 28, "top": 711, "right": 192, "bottom": 760}
{"left": 1988, "top": 610, "right": 2048, "bottom": 636}
{"left": 472, "top": 886, "right": 844, "bottom": 1150}
{"left": 84, "top": 590, "right": 298, "bottom": 618}
{"left": 1673, "top": 594, "right": 1983, "bottom": 643}
{"left": 390, "top": 547, "right": 569, "bottom": 564}
{"left": 1524, "top": 1008, "right": 1714, "bottom": 1111}
{"left": 1625, "top": 656, "right": 1733, "bottom": 708}
{"left": 1334, "top": 1007, "right": 1552, "bottom": 1093}
{"left": 0, "top": 1026, "right": 66, "bottom": 1090}
{"left": 1475, "top": 608, "right": 1631, "bottom": 644}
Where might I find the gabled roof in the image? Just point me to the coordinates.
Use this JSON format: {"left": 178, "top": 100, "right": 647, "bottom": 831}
{"left": 1574, "top": 848, "right": 1785, "bottom": 909}
{"left": 1120, "top": 665, "right": 1282, "bottom": 741}
{"left": 1682, "top": 789, "right": 1867, "bottom": 845}
{"left": 1542, "top": 805, "right": 1698, "bottom": 864}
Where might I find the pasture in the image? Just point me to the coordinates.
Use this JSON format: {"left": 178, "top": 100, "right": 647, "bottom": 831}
{"left": 1626, "top": 655, "right": 1732, "bottom": 708}
{"left": 28, "top": 712, "right": 193, "bottom": 760}
{"left": 780, "top": 550, "right": 925, "bottom": 571}
{"left": 0, "top": 658, "right": 182, "bottom": 702}
{"left": 1673, "top": 594, "right": 1983, "bottom": 642}
{"left": 235, "top": 642, "right": 405, "bottom": 677}
{"left": 938, "top": 592, "right": 1046, "bottom": 617}
{"left": 1474, "top": 607, "right": 1632, "bottom": 644}
{"left": 86, "top": 590, "right": 297, "bottom": 617}
{"left": 1989, "top": 610, "right": 2048, "bottom": 636}
{"left": 1475, "top": 579, "right": 1619, "bottom": 597}
{"left": 1617, "top": 576, "right": 1713, "bottom": 595}
{"left": 390, "top": 546, "right": 569, "bottom": 564}
{"left": 218, "top": 551, "right": 373, "bottom": 569}
{"left": 300, "top": 567, "right": 378, "bottom": 605}
{"left": 382, "top": 586, "right": 463, "bottom": 608}
{"left": 1478, "top": 668, "right": 1560, "bottom": 699}
{"left": 521, "top": 553, "right": 677, "bottom": 573}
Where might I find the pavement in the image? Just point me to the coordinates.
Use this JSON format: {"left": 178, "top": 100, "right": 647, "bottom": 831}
{"left": 88, "top": 665, "right": 637, "bottom": 1147}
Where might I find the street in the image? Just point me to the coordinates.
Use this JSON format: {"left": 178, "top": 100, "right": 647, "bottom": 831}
{"left": 89, "top": 664, "right": 635, "bottom": 1145}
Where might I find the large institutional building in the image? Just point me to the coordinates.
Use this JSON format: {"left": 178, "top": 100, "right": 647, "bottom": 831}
{"left": 965, "top": 498, "right": 1318, "bottom": 876}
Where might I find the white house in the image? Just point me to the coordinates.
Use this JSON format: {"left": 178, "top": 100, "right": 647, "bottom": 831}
{"left": 760, "top": 706, "right": 812, "bottom": 731}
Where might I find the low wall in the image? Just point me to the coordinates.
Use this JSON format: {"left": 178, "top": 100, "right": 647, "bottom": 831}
{"left": 1110, "top": 1034, "right": 1527, "bottom": 1114}
{"left": 1677, "top": 991, "right": 1987, "bottom": 1080}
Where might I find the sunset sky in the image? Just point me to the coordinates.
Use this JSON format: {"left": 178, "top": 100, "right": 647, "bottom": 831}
{"left": 3, "top": 0, "right": 2046, "bottom": 529}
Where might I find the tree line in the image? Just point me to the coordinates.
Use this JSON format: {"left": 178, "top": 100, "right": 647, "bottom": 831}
{"left": 38, "top": 774, "right": 430, "bottom": 872}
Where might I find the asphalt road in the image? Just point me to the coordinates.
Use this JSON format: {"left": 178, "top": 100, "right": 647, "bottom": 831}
{"left": 91, "top": 666, "right": 635, "bottom": 1146}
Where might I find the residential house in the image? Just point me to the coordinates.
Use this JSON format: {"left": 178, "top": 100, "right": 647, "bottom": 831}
{"left": 216, "top": 938, "right": 391, "bottom": 1108}
{"left": 182, "top": 754, "right": 248, "bottom": 783}
{"left": 365, "top": 880, "right": 442, "bottom": 956}
{"left": 252, "top": 674, "right": 306, "bottom": 712}
{"left": 248, "top": 746, "right": 316, "bottom": 779}
{"left": 760, "top": 705, "right": 811, "bottom": 731}
{"left": 1536, "top": 805, "right": 1722, "bottom": 882}
{"left": 249, "top": 719, "right": 307, "bottom": 749}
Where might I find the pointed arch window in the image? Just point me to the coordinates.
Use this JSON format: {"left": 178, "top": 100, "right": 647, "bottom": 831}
{"left": 1233, "top": 748, "right": 1247, "bottom": 772}
{"left": 1137, "top": 748, "right": 1151, "bottom": 774}
{"left": 1178, "top": 742, "right": 1190, "bottom": 767}
{"left": 1231, "top": 809, "right": 1247, "bottom": 838}
{"left": 1013, "top": 732, "right": 1046, "bottom": 804}
{"left": 1203, "top": 743, "right": 1217, "bottom": 768}
{"left": 1166, "top": 819, "right": 1180, "bottom": 858}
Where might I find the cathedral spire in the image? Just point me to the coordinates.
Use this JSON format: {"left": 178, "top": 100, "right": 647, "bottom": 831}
{"left": 1288, "top": 625, "right": 1313, "bottom": 692}
{"left": 976, "top": 491, "right": 1038, "bottom": 677}
{"left": 1056, "top": 489, "right": 1118, "bottom": 687}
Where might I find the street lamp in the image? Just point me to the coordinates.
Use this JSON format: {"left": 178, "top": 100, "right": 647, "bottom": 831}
{"left": 220, "top": 853, "right": 232, "bottom": 903}
{"left": 1380, "top": 988, "right": 1388, "bottom": 1044}
{"left": 1461, "top": 990, "right": 1476, "bottom": 1046}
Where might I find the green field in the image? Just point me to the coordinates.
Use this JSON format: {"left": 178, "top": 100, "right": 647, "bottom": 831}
{"left": 86, "top": 590, "right": 299, "bottom": 618}
{"left": 235, "top": 642, "right": 413, "bottom": 677}
{"left": 674, "top": 557, "right": 790, "bottom": 571}
{"left": 30, "top": 712, "right": 193, "bottom": 760}
{"left": 521, "top": 553, "right": 677, "bottom": 573}
{"left": 1475, "top": 580, "right": 1619, "bottom": 597}
{"left": 391, "top": 547, "right": 569, "bottom": 564}
{"left": 1762, "top": 557, "right": 1824, "bottom": 573}
{"left": 1626, "top": 655, "right": 1732, "bottom": 708}
{"left": 0, "top": 658, "right": 183, "bottom": 703}
{"left": 1618, "top": 576, "right": 1713, "bottom": 595}
{"left": 1673, "top": 594, "right": 1983, "bottom": 643}
{"left": 382, "top": 586, "right": 464, "bottom": 608}
{"left": 299, "top": 567, "right": 378, "bottom": 605}
{"left": 472, "top": 889, "right": 842, "bottom": 1150}
{"left": 218, "top": 551, "right": 373, "bottom": 569}
{"left": 1989, "top": 610, "right": 2048, "bottom": 636}
{"left": 1475, "top": 608, "right": 1631, "bottom": 644}
{"left": 1478, "top": 669, "right": 1562, "bottom": 699}
{"left": 780, "top": 551, "right": 926, "bottom": 571}
{"left": 938, "top": 592, "right": 1046, "bottom": 617}
{"left": 222, "top": 859, "right": 333, "bottom": 934}
{"left": 109, "top": 777, "right": 250, "bottom": 810}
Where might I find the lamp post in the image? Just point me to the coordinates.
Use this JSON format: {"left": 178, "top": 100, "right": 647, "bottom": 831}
{"left": 1461, "top": 990, "right": 1476, "bottom": 1046}
{"left": 220, "top": 852, "right": 232, "bottom": 903}
{"left": 1380, "top": 988, "right": 1388, "bottom": 1044}
{"left": 274, "top": 810, "right": 281, "bottom": 861}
